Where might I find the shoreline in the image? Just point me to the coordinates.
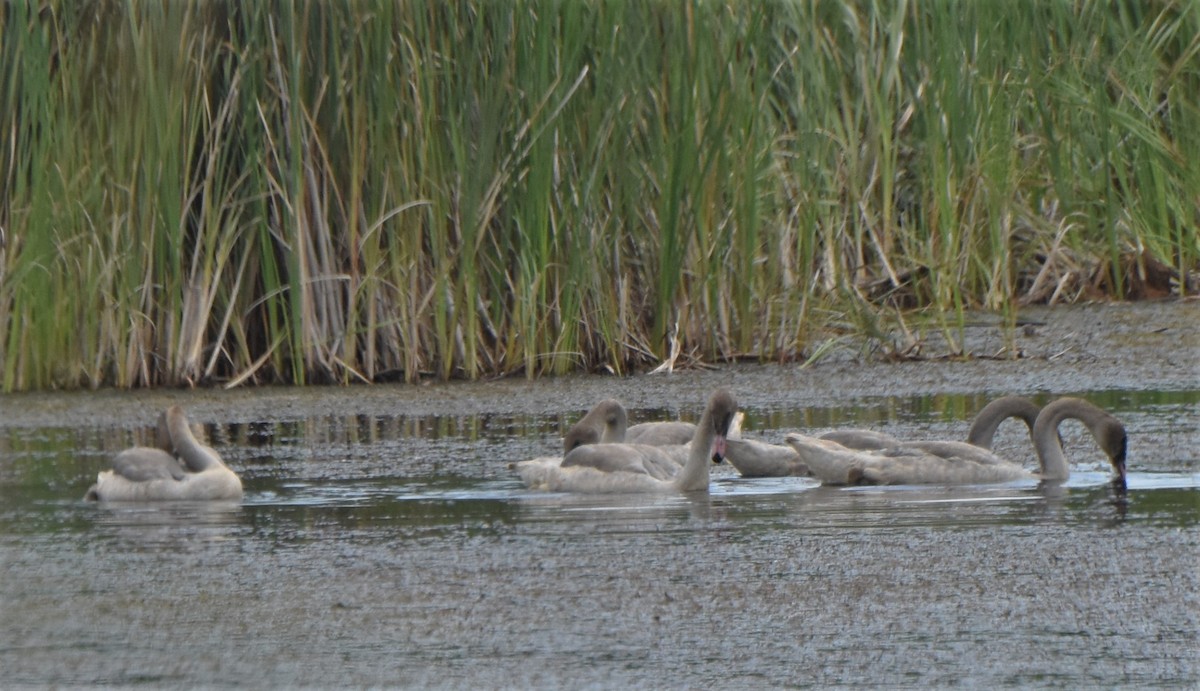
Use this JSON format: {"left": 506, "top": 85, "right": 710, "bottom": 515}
{"left": 1, "top": 300, "right": 1196, "bottom": 428}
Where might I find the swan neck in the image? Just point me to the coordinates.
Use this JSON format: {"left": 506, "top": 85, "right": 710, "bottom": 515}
{"left": 1033, "top": 426, "right": 1069, "bottom": 480}
{"left": 169, "top": 412, "right": 221, "bottom": 472}
{"left": 673, "top": 410, "right": 716, "bottom": 492}
{"left": 1032, "top": 399, "right": 1115, "bottom": 481}
{"left": 966, "top": 397, "right": 1038, "bottom": 449}
{"left": 603, "top": 405, "right": 627, "bottom": 443}
{"left": 155, "top": 411, "right": 173, "bottom": 452}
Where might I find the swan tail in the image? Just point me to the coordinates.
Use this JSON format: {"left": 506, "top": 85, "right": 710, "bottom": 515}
{"left": 513, "top": 456, "right": 562, "bottom": 490}
{"left": 726, "top": 412, "right": 745, "bottom": 440}
{"left": 84, "top": 471, "right": 114, "bottom": 501}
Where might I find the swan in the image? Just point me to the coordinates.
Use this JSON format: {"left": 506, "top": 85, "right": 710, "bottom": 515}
{"left": 561, "top": 399, "right": 696, "bottom": 454}
{"left": 515, "top": 389, "right": 738, "bottom": 493}
{"left": 784, "top": 397, "right": 1126, "bottom": 486}
{"left": 723, "top": 395, "right": 1042, "bottom": 478}
{"left": 85, "top": 405, "right": 243, "bottom": 501}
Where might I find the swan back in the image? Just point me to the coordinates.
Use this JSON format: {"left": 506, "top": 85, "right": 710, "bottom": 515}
{"left": 625, "top": 421, "right": 698, "bottom": 446}
{"left": 818, "top": 429, "right": 901, "bottom": 450}
{"left": 784, "top": 433, "right": 1030, "bottom": 485}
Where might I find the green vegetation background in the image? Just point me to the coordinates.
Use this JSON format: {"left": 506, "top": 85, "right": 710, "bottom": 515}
{"left": 2, "top": 1, "right": 1197, "bottom": 391}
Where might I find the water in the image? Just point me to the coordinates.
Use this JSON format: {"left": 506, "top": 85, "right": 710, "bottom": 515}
{"left": 1, "top": 379, "right": 1197, "bottom": 688}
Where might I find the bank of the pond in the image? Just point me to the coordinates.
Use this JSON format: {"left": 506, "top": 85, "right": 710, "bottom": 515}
{"left": 1, "top": 300, "right": 1195, "bottom": 429}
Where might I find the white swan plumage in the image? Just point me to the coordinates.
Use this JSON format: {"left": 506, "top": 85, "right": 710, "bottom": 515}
{"left": 85, "top": 405, "right": 243, "bottom": 501}
{"left": 515, "top": 389, "right": 737, "bottom": 493}
{"left": 785, "top": 397, "right": 1126, "bottom": 486}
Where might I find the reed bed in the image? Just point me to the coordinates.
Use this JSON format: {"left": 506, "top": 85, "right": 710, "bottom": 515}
{"left": 1, "top": 1, "right": 1197, "bottom": 391}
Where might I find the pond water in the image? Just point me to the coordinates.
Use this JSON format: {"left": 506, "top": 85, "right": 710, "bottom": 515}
{"left": 1, "top": 379, "right": 1197, "bottom": 688}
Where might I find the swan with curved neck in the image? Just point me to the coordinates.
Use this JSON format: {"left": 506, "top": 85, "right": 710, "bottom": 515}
{"left": 724, "top": 396, "right": 1041, "bottom": 478}
{"left": 516, "top": 389, "right": 737, "bottom": 493}
{"left": 85, "top": 406, "right": 243, "bottom": 501}
{"left": 561, "top": 399, "right": 696, "bottom": 454}
{"left": 784, "top": 397, "right": 1126, "bottom": 486}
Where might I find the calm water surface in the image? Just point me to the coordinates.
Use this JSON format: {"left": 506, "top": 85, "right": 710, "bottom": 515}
{"left": 1, "top": 387, "right": 1197, "bottom": 688}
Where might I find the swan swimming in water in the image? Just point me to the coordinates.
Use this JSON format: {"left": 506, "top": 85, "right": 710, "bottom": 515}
{"left": 85, "top": 406, "right": 244, "bottom": 501}
{"left": 561, "top": 399, "right": 696, "bottom": 454}
{"left": 515, "top": 389, "right": 738, "bottom": 493}
{"left": 724, "top": 395, "right": 1042, "bottom": 477}
{"left": 784, "top": 397, "right": 1126, "bottom": 486}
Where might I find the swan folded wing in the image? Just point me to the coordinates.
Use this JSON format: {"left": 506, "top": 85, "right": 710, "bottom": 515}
{"left": 785, "top": 434, "right": 948, "bottom": 485}
{"left": 561, "top": 444, "right": 680, "bottom": 481}
{"left": 867, "top": 445, "right": 1030, "bottom": 484}
{"left": 110, "top": 448, "right": 186, "bottom": 482}
{"left": 787, "top": 434, "right": 1031, "bottom": 486}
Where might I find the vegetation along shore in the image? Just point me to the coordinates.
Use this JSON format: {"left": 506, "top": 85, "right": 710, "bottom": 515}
{"left": 1, "top": 2, "right": 1196, "bottom": 391}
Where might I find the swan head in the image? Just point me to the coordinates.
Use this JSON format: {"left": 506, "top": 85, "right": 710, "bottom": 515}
{"left": 562, "top": 399, "right": 627, "bottom": 454}
{"left": 1100, "top": 423, "right": 1128, "bottom": 489}
{"left": 707, "top": 389, "right": 738, "bottom": 463}
{"left": 562, "top": 425, "right": 601, "bottom": 453}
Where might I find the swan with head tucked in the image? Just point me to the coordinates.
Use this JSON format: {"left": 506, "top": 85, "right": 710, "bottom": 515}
{"left": 515, "top": 389, "right": 737, "bottom": 493}
{"left": 85, "top": 406, "right": 243, "bottom": 501}
{"left": 89, "top": 410, "right": 187, "bottom": 484}
{"left": 724, "top": 395, "right": 1042, "bottom": 478}
{"left": 784, "top": 397, "right": 1126, "bottom": 486}
{"left": 561, "top": 399, "right": 697, "bottom": 454}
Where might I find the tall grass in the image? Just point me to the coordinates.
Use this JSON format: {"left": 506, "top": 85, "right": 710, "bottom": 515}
{"left": 1, "top": 1, "right": 1197, "bottom": 391}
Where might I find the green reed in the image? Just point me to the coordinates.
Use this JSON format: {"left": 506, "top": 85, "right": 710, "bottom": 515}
{"left": 1, "top": 1, "right": 1197, "bottom": 391}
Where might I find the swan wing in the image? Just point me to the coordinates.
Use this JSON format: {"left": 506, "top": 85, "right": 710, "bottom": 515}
{"left": 561, "top": 444, "right": 680, "bottom": 481}
{"left": 851, "top": 444, "right": 1029, "bottom": 484}
{"left": 110, "top": 448, "right": 186, "bottom": 482}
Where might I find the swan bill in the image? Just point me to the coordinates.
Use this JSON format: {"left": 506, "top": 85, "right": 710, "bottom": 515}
{"left": 711, "top": 436, "right": 727, "bottom": 463}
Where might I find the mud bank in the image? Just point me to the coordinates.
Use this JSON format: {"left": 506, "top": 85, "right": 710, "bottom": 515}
{"left": 1, "top": 300, "right": 1196, "bottom": 428}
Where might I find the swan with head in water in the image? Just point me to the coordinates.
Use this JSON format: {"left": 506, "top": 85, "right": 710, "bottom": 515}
{"left": 85, "top": 405, "right": 243, "bottom": 501}
{"left": 561, "top": 399, "right": 697, "bottom": 454}
{"left": 784, "top": 397, "right": 1126, "bottom": 486}
{"left": 515, "top": 388, "right": 738, "bottom": 493}
{"left": 723, "top": 395, "right": 1042, "bottom": 478}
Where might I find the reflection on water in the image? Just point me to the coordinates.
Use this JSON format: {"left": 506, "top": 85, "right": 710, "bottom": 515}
{"left": 0, "top": 387, "right": 1197, "bottom": 687}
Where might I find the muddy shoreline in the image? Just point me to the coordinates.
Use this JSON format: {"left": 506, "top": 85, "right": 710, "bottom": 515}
{"left": 2, "top": 300, "right": 1195, "bottom": 428}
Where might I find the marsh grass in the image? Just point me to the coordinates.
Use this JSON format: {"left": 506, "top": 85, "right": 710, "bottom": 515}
{"left": 1, "top": 1, "right": 1197, "bottom": 391}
